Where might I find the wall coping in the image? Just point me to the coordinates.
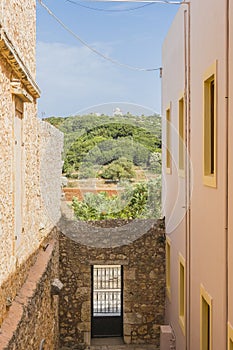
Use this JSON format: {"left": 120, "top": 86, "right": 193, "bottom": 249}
{"left": 0, "top": 24, "right": 41, "bottom": 99}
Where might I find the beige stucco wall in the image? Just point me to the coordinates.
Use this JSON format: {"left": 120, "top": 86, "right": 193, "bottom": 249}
{"left": 162, "top": 0, "right": 231, "bottom": 349}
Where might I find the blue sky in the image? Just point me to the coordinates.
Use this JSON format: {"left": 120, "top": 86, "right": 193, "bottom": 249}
{"left": 36, "top": 0, "right": 179, "bottom": 117}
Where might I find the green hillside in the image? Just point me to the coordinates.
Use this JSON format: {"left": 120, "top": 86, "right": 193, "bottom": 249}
{"left": 44, "top": 113, "right": 161, "bottom": 178}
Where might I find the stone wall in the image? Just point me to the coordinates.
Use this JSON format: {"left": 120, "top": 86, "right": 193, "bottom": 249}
{"left": 59, "top": 218, "right": 165, "bottom": 349}
{"left": 39, "top": 120, "right": 64, "bottom": 236}
{"left": 0, "top": 0, "right": 36, "bottom": 76}
{"left": 0, "top": 51, "right": 40, "bottom": 321}
{"left": 0, "top": 102, "right": 63, "bottom": 324}
{"left": 0, "top": 1, "right": 64, "bottom": 348}
{"left": 0, "top": 0, "right": 42, "bottom": 324}
{"left": 0, "top": 230, "right": 60, "bottom": 350}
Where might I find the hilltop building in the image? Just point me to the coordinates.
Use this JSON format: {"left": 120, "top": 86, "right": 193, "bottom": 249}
{"left": 113, "top": 107, "right": 123, "bottom": 116}
{"left": 162, "top": 1, "right": 233, "bottom": 349}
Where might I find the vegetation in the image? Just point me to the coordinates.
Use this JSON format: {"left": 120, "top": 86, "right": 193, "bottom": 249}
{"left": 44, "top": 113, "right": 162, "bottom": 178}
{"left": 99, "top": 157, "right": 135, "bottom": 181}
{"left": 45, "top": 113, "right": 162, "bottom": 221}
{"left": 72, "top": 179, "right": 161, "bottom": 221}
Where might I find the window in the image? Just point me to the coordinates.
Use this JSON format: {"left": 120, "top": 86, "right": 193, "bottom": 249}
{"left": 228, "top": 323, "right": 233, "bottom": 350}
{"left": 200, "top": 285, "right": 212, "bottom": 350}
{"left": 179, "top": 96, "right": 185, "bottom": 175}
{"left": 179, "top": 254, "right": 185, "bottom": 334}
{"left": 92, "top": 265, "right": 122, "bottom": 316}
{"left": 166, "top": 107, "right": 172, "bottom": 174}
{"left": 166, "top": 237, "right": 171, "bottom": 300}
{"left": 203, "top": 62, "right": 217, "bottom": 187}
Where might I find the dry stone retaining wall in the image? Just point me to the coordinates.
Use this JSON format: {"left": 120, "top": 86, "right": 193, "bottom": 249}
{"left": 0, "top": 230, "right": 60, "bottom": 350}
{"left": 59, "top": 218, "right": 165, "bottom": 349}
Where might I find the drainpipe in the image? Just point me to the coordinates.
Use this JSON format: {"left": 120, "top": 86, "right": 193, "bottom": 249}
{"left": 225, "top": 0, "right": 229, "bottom": 348}
{"left": 184, "top": 2, "right": 191, "bottom": 350}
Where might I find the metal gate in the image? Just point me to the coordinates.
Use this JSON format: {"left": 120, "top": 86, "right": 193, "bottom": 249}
{"left": 91, "top": 265, "right": 123, "bottom": 338}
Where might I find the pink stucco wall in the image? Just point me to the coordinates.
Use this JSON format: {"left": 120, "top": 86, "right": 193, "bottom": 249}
{"left": 162, "top": 7, "right": 186, "bottom": 350}
{"left": 228, "top": 0, "right": 233, "bottom": 332}
{"left": 162, "top": 0, "right": 232, "bottom": 349}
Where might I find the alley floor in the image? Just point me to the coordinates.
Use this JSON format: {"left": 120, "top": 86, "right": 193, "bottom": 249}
{"left": 84, "top": 338, "right": 159, "bottom": 350}
{"left": 86, "top": 345, "right": 158, "bottom": 350}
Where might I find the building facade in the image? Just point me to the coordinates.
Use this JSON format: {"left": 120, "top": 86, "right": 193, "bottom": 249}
{"left": 162, "top": 1, "right": 233, "bottom": 349}
{"left": 0, "top": 1, "right": 63, "bottom": 349}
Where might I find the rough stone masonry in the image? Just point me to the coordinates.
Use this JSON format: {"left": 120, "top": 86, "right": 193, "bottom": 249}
{"left": 59, "top": 217, "right": 165, "bottom": 350}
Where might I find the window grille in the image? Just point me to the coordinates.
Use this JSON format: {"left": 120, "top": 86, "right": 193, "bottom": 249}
{"left": 93, "top": 265, "right": 122, "bottom": 316}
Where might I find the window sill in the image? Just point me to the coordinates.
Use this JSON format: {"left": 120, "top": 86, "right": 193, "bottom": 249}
{"left": 203, "top": 174, "right": 216, "bottom": 188}
{"left": 179, "top": 315, "right": 185, "bottom": 335}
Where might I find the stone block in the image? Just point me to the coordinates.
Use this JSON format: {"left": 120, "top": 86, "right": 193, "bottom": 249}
{"left": 77, "top": 322, "right": 90, "bottom": 332}
{"left": 138, "top": 325, "right": 148, "bottom": 336}
{"left": 124, "top": 335, "right": 131, "bottom": 344}
{"left": 124, "top": 268, "right": 136, "bottom": 280}
{"left": 125, "top": 312, "right": 142, "bottom": 324}
{"left": 81, "top": 301, "right": 90, "bottom": 322}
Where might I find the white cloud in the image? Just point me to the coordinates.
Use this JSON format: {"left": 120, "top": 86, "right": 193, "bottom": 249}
{"left": 36, "top": 41, "right": 160, "bottom": 118}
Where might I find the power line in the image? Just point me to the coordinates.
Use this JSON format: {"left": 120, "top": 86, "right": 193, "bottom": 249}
{"left": 37, "top": 0, "right": 162, "bottom": 72}
{"left": 66, "top": 0, "right": 155, "bottom": 12}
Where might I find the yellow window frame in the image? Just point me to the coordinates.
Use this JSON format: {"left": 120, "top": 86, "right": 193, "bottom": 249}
{"left": 200, "top": 284, "right": 212, "bottom": 350}
{"left": 166, "top": 237, "right": 171, "bottom": 301}
{"left": 166, "top": 105, "right": 172, "bottom": 174}
{"left": 203, "top": 61, "right": 217, "bottom": 188}
{"left": 179, "top": 254, "right": 185, "bottom": 334}
{"left": 228, "top": 323, "right": 233, "bottom": 350}
{"left": 178, "top": 95, "right": 185, "bottom": 177}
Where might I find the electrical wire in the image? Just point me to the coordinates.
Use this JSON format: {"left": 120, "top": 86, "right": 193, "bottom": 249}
{"left": 65, "top": 0, "right": 155, "bottom": 12}
{"left": 37, "top": 0, "right": 162, "bottom": 72}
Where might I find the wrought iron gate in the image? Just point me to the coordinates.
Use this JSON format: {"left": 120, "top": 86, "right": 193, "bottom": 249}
{"left": 91, "top": 265, "right": 123, "bottom": 338}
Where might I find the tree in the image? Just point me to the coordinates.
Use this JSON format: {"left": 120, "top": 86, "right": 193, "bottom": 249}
{"left": 45, "top": 114, "right": 162, "bottom": 176}
{"left": 99, "top": 157, "right": 135, "bottom": 182}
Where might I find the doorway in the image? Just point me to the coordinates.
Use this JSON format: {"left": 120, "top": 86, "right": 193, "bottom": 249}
{"left": 91, "top": 265, "right": 123, "bottom": 338}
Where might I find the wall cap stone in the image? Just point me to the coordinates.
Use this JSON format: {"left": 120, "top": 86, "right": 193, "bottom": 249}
{"left": 0, "top": 24, "right": 40, "bottom": 98}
